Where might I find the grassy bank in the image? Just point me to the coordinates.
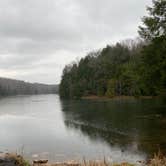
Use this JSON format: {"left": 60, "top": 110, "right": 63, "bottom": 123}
{"left": 2, "top": 152, "right": 166, "bottom": 166}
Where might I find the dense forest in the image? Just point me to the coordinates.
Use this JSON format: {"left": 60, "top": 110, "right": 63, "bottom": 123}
{"left": 60, "top": 0, "right": 166, "bottom": 99}
{"left": 0, "top": 77, "right": 58, "bottom": 96}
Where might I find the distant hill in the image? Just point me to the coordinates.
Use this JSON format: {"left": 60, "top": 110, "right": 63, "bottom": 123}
{"left": 0, "top": 77, "right": 59, "bottom": 96}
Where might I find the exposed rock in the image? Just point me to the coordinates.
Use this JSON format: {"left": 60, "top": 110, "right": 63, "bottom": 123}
{"left": 0, "top": 154, "right": 18, "bottom": 166}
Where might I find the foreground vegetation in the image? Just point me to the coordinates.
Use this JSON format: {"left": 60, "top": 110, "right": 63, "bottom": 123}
{"left": 60, "top": 0, "right": 166, "bottom": 99}
{"left": 2, "top": 152, "right": 166, "bottom": 166}
{"left": 0, "top": 153, "right": 30, "bottom": 166}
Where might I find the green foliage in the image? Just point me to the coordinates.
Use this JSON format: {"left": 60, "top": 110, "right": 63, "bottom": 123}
{"left": 140, "top": 36, "right": 166, "bottom": 95}
{"left": 138, "top": 0, "right": 166, "bottom": 41}
{"left": 60, "top": 0, "right": 166, "bottom": 99}
{"left": 105, "top": 79, "right": 116, "bottom": 98}
{"left": 119, "top": 62, "right": 142, "bottom": 96}
{"left": 22, "top": 160, "right": 31, "bottom": 166}
{"left": 60, "top": 43, "right": 142, "bottom": 99}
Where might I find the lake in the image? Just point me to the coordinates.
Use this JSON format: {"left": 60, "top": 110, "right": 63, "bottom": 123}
{"left": 0, "top": 94, "right": 165, "bottom": 164}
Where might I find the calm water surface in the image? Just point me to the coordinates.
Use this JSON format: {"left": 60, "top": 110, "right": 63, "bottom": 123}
{"left": 0, "top": 94, "right": 165, "bottom": 163}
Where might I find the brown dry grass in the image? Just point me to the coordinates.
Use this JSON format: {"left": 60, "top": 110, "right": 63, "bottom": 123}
{"left": 5, "top": 153, "right": 30, "bottom": 166}
{"left": 3, "top": 152, "right": 166, "bottom": 166}
{"left": 146, "top": 152, "right": 166, "bottom": 166}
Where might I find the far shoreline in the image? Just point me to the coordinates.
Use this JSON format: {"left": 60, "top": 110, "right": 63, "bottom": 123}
{"left": 81, "top": 95, "right": 156, "bottom": 100}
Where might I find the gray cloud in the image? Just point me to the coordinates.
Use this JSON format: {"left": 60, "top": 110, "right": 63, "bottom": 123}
{"left": 0, "top": 0, "right": 152, "bottom": 84}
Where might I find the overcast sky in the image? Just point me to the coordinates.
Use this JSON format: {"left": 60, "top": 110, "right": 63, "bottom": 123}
{"left": 0, "top": 0, "right": 152, "bottom": 84}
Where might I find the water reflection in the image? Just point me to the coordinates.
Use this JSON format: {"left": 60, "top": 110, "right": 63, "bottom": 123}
{"left": 0, "top": 95, "right": 165, "bottom": 163}
{"left": 61, "top": 98, "right": 166, "bottom": 157}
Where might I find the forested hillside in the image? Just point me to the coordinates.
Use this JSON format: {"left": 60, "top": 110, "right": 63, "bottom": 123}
{"left": 0, "top": 77, "right": 58, "bottom": 96}
{"left": 60, "top": 0, "right": 166, "bottom": 99}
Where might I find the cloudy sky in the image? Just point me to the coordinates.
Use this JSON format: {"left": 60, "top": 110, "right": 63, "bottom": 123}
{"left": 0, "top": 0, "right": 152, "bottom": 84}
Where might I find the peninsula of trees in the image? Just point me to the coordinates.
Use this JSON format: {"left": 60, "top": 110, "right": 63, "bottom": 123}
{"left": 60, "top": 0, "right": 166, "bottom": 99}
{"left": 0, "top": 77, "right": 58, "bottom": 96}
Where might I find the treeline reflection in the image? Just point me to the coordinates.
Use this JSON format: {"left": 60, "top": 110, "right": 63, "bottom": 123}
{"left": 61, "top": 98, "right": 166, "bottom": 157}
